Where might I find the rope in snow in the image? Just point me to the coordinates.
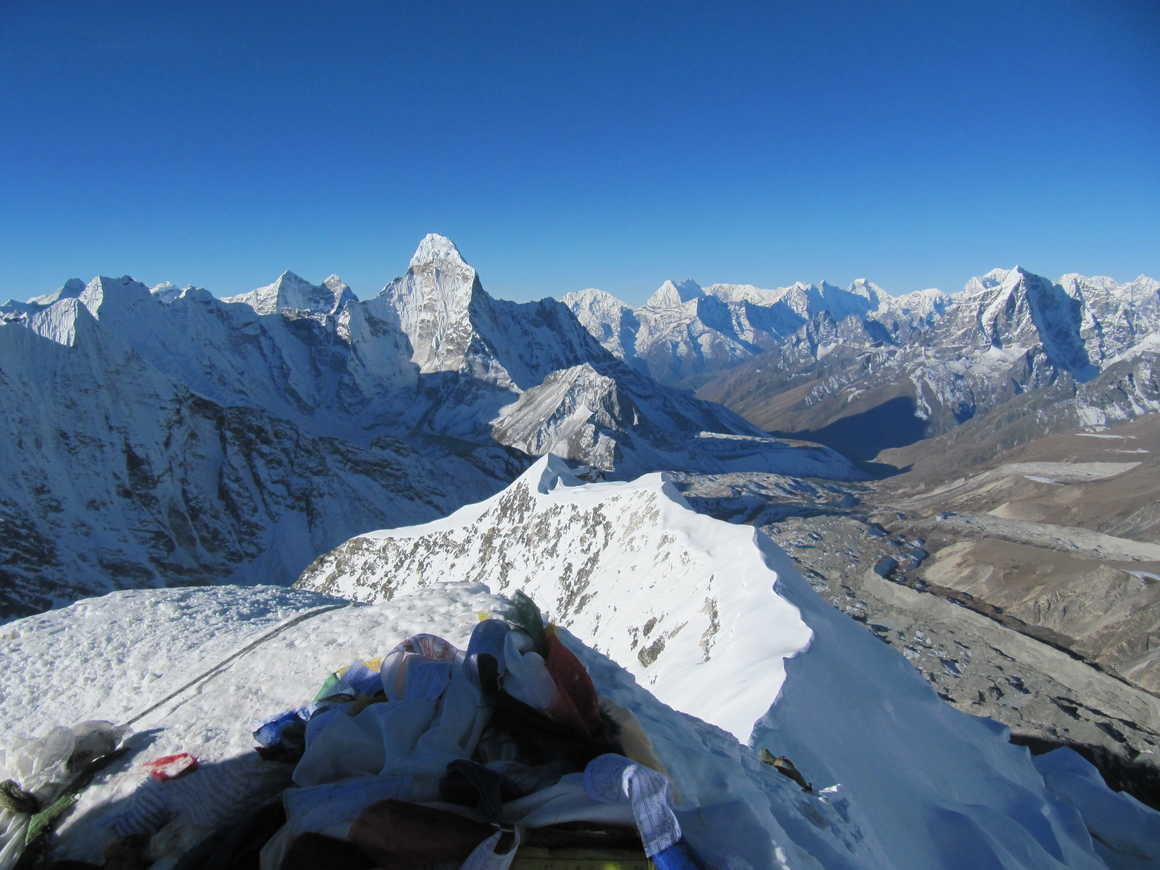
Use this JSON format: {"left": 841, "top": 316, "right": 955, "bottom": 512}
{"left": 121, "top": 601, "right": 351, "bottom": 729}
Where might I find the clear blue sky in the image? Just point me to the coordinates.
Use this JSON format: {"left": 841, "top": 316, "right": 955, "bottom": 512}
{"left": 2, "top": 0, "right": 1157, "bottom": 305}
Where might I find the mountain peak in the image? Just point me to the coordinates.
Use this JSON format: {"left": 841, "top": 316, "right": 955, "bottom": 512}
{"left": 273, "top": 269, "right": 311, "bottom": 288}
{"left": 26, "top": 278, "right": 87, "bottom": 307}
{"left": 965, "top": 267, "right": 1019, "bottom": 295}
{"left": 646, "top": 278, "right": 704, "bottom": 308}
{"left": 848, "top": 278, "right": 885, "bottom": 299}
{"left": 77, "top": 275, "right": 151, "bottom": 319}
{"left": 409, "top": 233, "right": 468, "bottom": 269}
{"left": 224, "top": 270, "right": 351, "bottom": 316}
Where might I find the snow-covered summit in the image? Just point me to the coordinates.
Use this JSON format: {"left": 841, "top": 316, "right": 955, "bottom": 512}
{"left": 409, "top": 232, "right": 468, "bottom": 268}
{"left": 322, "top": 273, "right": 352, "bottom": 297}
{"left": 289, "top": 457, "right": 1157, "bottom": 869}
{"left": 76, "top": 275, "right": 153, "bottom": 320}
{"left": 223, "top": 270, "right": 353, "bottom": 316}
{"left": 963, "top": 265, "right": 1022, "bottom": 296}
{"left": 645, "top": 278, "right": 704, "bottom": 308}
{"left": 148, "top": 281, "right": 186, "bottom": 304}
{"left": 27, "top": 278, "right": 87, "bottom": 307}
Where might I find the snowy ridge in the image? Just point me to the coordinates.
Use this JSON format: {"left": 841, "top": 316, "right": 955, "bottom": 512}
{"left": 687, "top": 266, "right": 1160, "bottom": 453}
{"left": 292, "top": 458, "right": 1155, "bottom": 868}
{"left": 565, "top": 274, "right": 956, "bottom": 384}
{"left": 222, "top": 270, "right": 354, "bottom": 317}
{"left": 302, "top": 456, "right": 811, "bottom": 738}
{"left": 566, "top": 266, "right": 1157, "bottom": 403}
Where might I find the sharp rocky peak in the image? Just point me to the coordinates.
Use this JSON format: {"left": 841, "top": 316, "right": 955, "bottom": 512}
{"left": 409, "top": 233, "right": 469, "bottom": 270}
{"left": 323, "top": 274, "right": 355, "bottom": 301}
{"left": 273, "top": 269, "right": 311, "bottom": 288}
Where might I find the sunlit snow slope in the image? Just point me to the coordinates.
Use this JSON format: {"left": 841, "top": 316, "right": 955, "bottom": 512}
{"left": 297, "top": 457, "right": 1158, "bottom": 868}
{"left": 2, "top": 581, "right": 1155, "bottom": 869}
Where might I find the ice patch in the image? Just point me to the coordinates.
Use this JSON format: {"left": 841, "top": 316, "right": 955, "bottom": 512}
{"left": 1000, "top": 462, "right": 1139, "bottom": 483}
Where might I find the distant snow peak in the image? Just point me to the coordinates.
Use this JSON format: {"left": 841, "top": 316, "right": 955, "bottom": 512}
{"left": 646, "top": 278, "right": 704, "bottom": 308}
{"left": 848, "top": 278, "right": 886, "bottom": 303}
{"left": 27, "top": 278, "right": 87, "bottom": 307}
{"left": 149, "top": 282, "right": 195, "bottom": 305}
{"left": 965, "top": 266, "right": 1018, "bottom": 295}
{"left": 409, "top": 232, "right": 468, "bottom": 269}
{"left": 274, "top": 268, "right": 308, "bottom": 287}
{"left": 225, "top": 270, "right": 352, "bottom": 316}
{"left": 78, "top": 275, "right": 151, "bottom": 318}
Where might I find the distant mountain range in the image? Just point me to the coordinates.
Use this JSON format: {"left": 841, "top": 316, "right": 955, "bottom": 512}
{"left": 0, "top": 235, "right": 852, "bottom": 618}
{"left": 565, "top": 268, "right": 1160, "bottom": 459}
{"left": 3, "top": 238, "right": 1155, "bottom": 617}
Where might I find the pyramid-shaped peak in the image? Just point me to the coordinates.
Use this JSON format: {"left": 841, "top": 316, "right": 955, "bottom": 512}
{"left": 998, "top": 266, "right": 1043, "bottom": 293}
{"left": 274, "top": 269, "right": 312, "bottom": 287}
{"left": 323, "top": 274, "right": 351, "bottom": 294}
{"left": 646, "top": 278, "right": 704, "bottom": 308}
{"left": 410, "top": 233, "right": 469, "bottom": 269}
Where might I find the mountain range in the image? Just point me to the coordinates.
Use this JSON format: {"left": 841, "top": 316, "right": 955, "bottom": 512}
{"left": 566, "top": 267, "right": 1159, "bottom": 460}
{"left": 3, "top": 236, "right": 1160, "bottom": 864}
{"left": 0, "top": 235, "right": 852, "bottom": 619}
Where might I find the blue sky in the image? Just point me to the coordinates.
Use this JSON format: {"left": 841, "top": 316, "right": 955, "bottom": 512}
{"left": 2, "top": 0, "right": 1157, "bottom": 305}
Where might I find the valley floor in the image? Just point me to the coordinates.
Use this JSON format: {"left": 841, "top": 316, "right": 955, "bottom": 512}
{"left": 675, "top": 414, "right": 1160, "bottom": 810}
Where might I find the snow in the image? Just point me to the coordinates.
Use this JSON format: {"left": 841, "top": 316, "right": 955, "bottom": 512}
{"left": 222, "top": 270, "right": 352, "bottom": 316}
{"left": 1000, "top": 462, "right": 1139, "bottom": 483}
{"left": 1, "top": 457, "right": 1157, "bottom": 866}
{"left": 1034, "top": 748, "right": 1160, "bottom": 870}
{"left": 292, "top": 457, "right": 1158, "bottom": 868}
{"left": 1077, "top": 433, "right": 1127, "bottom": 440}
{"left": 409, "top": 232, "right": 467, "bottom": 268}
{"left": 645, "top": 279, "right": 704, "bottom": 308}
{"left": 556, "top": 261, "right": 1160, "bottom": 440}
